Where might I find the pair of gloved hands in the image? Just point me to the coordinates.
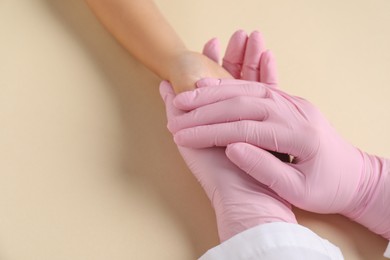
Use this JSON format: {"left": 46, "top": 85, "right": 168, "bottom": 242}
{"left": 160, "top": 30, "right": 390, "bottom": 242}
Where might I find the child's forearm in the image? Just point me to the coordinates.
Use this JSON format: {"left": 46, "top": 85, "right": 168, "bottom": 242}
{"left": 85, "top": 0, "right": 188, "bottom": 80}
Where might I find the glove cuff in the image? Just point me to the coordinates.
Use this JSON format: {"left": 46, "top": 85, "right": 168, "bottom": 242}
{"left": 344, "top": 153, "right": 390, "bottom": 239}
{"left": 213, "top": 189, "right": 298, "bottom": 242}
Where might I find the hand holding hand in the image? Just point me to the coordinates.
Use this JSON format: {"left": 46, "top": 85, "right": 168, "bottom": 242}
{"left": 160, "top": 81, "right": 296, "bottom": 242}
{"left": 160, "top": 31, "right": 297, "bottom": 242}
{"left": 167, "top": 50, "right": 231, "bottom": 93}
{"left": 169, "top": 29, "right": 278, "bottom": 93}
{"left": 171, "top": 79, "right": 390, "bottom": 239}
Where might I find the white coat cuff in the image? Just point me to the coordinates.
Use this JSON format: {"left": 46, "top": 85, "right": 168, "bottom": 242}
{"left": 384, "top": 242, "right": 390, "bottom": 258}
{"left": 199, "top": 222, "right": 343, "bottom": 260}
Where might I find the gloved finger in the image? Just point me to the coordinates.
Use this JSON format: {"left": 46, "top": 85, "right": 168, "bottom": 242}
{"left": 173, "top": 83, "right": 269, "bottom": 111}
{"left": 222, "top": 30, "right": 248, "bottom": 78}
{"left": 196, "top": 77, "right": 250, "bottom": 88}
{"left": 260, "top": 50, "right": 279, "bottom": 87}
{"left": 159, "top": 81, "right": 184, "bottom": 120}
{"left": 202, "top": 37, "right": 220, "bottom": 64}
{"left": 173, "top": 121, "right": 300, "bottom": 157}
{"left": 168, "top": 96, "right": 272, "bottom": 133}
{"left": 241, "top": 31, "right": 265, "bottom": 81}
{"left": 225, "top": 142, "right": 304, "bottom": 203}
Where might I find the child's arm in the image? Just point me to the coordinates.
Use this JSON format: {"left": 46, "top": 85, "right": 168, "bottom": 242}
{"left": 85, "top": 0, "right": 230, "bottom": 92}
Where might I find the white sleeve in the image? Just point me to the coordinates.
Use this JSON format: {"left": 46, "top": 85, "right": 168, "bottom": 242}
{"left": 385, "top": 242, "right": 390, "bottom": 258}
{"left": 199, "top": 222, "right": 344, "bottom": 260}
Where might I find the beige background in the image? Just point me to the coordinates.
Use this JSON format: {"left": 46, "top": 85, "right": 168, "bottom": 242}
{"left": 1, "top": 0, "right": 389, "bottom": 259}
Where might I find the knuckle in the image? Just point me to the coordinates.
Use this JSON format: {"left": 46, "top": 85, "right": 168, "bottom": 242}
{"left": 243, "top": 64, "right": 259, "bottom": 72}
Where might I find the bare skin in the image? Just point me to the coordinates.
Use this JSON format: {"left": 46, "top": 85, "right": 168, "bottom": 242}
{"left": 85, "top": 0, "right": 231, "bottom": 93}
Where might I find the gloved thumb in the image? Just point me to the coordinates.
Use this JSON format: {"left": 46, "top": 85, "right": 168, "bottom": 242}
{"left": 202, "top": 37, "right": 220, "bottom": 64}
{"left": 195, "top": 78, "right": 250, "bottom": 88}
{"left": 226, "top": 142, "right": 304, "bottom": 202}
{"left": 159, "top": 81, "right": 184, "bottom": 120}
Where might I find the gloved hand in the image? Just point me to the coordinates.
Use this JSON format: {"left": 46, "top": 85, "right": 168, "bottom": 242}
{"left": 170, "top": 79, "right": 390, "bottom": 240}
{"left": 202, "top": 30, "right": 278, "bottom": 84}
{"left": 160, "top": 81, "right": 296, "bottom": 242}
{"left": 167, "top": 28, "right": 277, "bottom": 93}
{"left": 194, "top": 30, "right": 290, "bottom": 163}
{"left": 159, "top": 31, "right": 297, "bottom": 242}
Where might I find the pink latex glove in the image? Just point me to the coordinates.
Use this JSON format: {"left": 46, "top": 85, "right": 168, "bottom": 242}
{"left": 160, "top": 81, "right": 296, "bottom": 242}
{"left": 178, "top": 30, "right": 290, "bottom": 163}
{"left": 159, "top": 31, "right": 297, "bottom": 242}
{"left": 171, "top": 79, "right": 390, "bottom": 240}
{"left": 202, "top": 30, "right": 278, "bottom": 84}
